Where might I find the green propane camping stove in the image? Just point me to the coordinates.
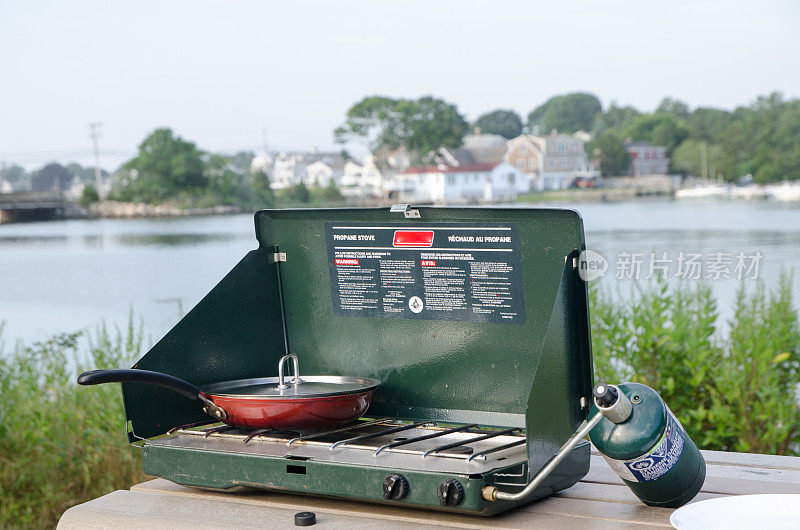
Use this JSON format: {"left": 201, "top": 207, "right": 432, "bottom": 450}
{"left": 120, "top": 205, "right": 596, "bottom": 516}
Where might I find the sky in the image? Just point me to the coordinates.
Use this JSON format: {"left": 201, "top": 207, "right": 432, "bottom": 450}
{"left": 1, "top": 0, "right": 798, "bottom": 171}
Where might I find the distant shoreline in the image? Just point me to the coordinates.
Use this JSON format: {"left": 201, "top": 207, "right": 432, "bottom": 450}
{"left": 516, "top": 187, "right": 672, "bottom": 203}
{"left": 87, "top": 200, "right": 249, "bottom": 219}
{"left": 84, "top": 191, "right": 672, "bottom": 219}
{"left": 3, "top": 191, "right": 680, "bottom": 225}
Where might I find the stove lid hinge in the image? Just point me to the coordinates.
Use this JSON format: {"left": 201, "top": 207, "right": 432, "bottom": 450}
{"left": 390, "top": 203, "right": 421, "bottom": 218}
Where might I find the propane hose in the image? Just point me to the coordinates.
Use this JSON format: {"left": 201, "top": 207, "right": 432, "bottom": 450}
{"left": 482, "top": 383, "right": 632, "bottom": 502}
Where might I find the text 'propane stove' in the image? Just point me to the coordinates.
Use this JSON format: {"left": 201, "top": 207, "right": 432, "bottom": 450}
{"left": 118, "top": 206, "right": 594, "bottom": 516}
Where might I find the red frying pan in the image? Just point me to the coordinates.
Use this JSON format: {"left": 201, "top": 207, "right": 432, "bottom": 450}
{"left": 77, "top": 354, "right": 380, "bottom": 430}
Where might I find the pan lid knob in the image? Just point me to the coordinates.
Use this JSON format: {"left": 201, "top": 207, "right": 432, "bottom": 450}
{"left": 276, "top": 354, "right": 302, "bottom": 390}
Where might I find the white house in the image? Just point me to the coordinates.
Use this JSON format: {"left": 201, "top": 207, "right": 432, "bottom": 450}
{"left": 270, "top": 152, "right": 297, "bottom": 190}
{"left": 339, "top": 155, "right": 384, "bottom": 200}
{"left": 257, "top": 151, "right": 346, "bottom": 190}
{"left": 303, "top": 160, "right": 337, "bottom": 187}
{"left": 385, "top": 147, "right": 412, "bottom": 172}
{"left": 249, "top": 153, "right": 273, "bottom": 174}
{"left": 64, "top": 176, "right": 85, "bottom": 201}
{"left": 505, "top": 132, "right": 598, "bottom": 191}
{"left": 389, "top": 162, "right": 528, "bottom": 203}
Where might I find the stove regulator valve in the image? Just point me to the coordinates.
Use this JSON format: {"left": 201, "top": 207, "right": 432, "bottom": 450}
{"left": 437, "top": 479, "right": 464, "bottom": 506}
{"left": 382, "top": 473, "right": 409, "bottom": 500}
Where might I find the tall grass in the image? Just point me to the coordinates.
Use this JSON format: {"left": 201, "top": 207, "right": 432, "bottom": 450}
{"left": 0, "top": 317, "right": 148, "bottom": 529}
{"left": 591, "top": 273, "right": 800, "bottom": 455}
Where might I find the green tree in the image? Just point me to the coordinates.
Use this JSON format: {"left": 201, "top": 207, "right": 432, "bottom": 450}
{"left": 717, "top": 119, "right": 749, "bottom": 181}
{"left": 201, "top": 154, "right": 277, "bottom": 208}
{"left": 0, "top": 164, "right": 27, "bottom": 186}
{"left": 310, "top": 181, "right": 343, "bottom": 203}
{"left": 335, "top": 96, "right": 468, "bottom": 161}
{"left": 587, "top": 130, "right": 631, "bottom": 176}
{"left": 250, "top": 170, "right": 275, "bottom": 207}
{"left": 624, "top": 114, "right": 689, "bottom": 154}
{"left": 402, "top": 96, "right": 468, "bottom": 155}
{"left": 473, "top": 109, "right": 523, "bottom": 139}
{"left": 713, "top": 93, "right": 800, "bottom": 182}
{"left": 31, "top": 163, "right": 71, "bottom": 192}
{"left": 688, "top": 108, "right": 731, "bottom": 143}
{"left": 656, "top": 97, "right": 690, "bottom": 119}
{"left": 65, "top": 162, "right": 103, "bottom": 183}
{"left": 122, "top": 128, "right": 206, "bottom": 202}
{"left": 594, "top": 103, "right": 640, "bottom": 135}
{"left": 279, "top": 182, "right": 310, "bottom": 204}
{"left": 79, "top": 184, "right": 100, "bottom": 206}
{"left": 671, "top": 140, "right": 723, "bottom": 177}
{"left": 334, "top": 96, "right": 405, "bottom": 153}
{"left": 528, "top": 92, "right": 602, "bottom": 134}
{"left": 747, "top": 94, "right": 800, "bottom": 182}
{"left": 230, "top": 151, "right": 255, "bottom": 172}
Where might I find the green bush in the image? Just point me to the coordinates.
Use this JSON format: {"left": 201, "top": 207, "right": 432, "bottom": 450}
{"left": 0, "top": 318, "right": 148, "bottom": 528}
{"left": 79, "top": 184, "right": 99, "bottom": 207}
{"left": 309, "top": 182, "right": 343, "bottom": 204}
{"left": 591, "top": 273, "right": 800, "bottom": 455}
{"left": 276, "top": 182, "right": 310, "bottom": 204}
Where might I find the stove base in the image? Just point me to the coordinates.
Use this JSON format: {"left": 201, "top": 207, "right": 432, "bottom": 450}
{"left": 141, "top": 441, "right": 589, "bottom": 516}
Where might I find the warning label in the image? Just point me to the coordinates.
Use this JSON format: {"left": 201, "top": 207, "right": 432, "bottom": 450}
{"left": 325, "top": 222, "right": 524, "bottom": 323}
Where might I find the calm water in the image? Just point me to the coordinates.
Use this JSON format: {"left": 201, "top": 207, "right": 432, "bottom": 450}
{"left": 1, "top": 199, "right": 799, "bottom": 346}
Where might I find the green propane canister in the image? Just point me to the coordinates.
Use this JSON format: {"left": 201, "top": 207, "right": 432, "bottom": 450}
{"left": 588, "top": 382, "right": 706, "bottom": 508}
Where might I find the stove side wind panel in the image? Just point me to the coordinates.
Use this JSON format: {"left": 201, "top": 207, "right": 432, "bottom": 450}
{"left": 121, "top": 247, "right": 286, "bottom": 442}
{"left": 525, "top": 248, "right": 593, "bottom": 480}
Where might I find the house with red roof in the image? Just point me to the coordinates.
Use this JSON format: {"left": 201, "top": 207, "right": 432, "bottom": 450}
{"left": 387, "top": 161, "right": 527, "bottom": 203}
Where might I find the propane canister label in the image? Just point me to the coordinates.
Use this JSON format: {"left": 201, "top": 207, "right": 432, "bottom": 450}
{"left": 324, "top": 222, "right": 525, "bottom": 323}
{"left": 603, "top": 412, "right": 685, "bottom": 482}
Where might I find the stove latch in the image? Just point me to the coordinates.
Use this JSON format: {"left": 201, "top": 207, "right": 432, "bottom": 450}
{"left": 389, "top": 203, "right": 421, "bottom": 219}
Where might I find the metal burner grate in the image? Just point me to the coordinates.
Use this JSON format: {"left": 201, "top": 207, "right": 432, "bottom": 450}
{"left": 168, "top": 417, "right": 526, "bottom": 463}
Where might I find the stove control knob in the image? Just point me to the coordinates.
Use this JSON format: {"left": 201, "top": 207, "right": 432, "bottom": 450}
{"left": 437, "top": 479, "right": 464, "bottom": 506}
{"left": 382, "top": 473, "right": 409, "bottom": 500}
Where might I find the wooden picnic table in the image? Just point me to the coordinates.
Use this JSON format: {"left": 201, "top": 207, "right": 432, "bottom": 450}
{"left": 58, "top": 449, "right": 800, "bottom": 529}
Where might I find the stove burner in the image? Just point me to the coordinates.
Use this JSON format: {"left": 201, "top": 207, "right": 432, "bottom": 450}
{"left": 441, "top": 445, "right": 473, "bottom": 456}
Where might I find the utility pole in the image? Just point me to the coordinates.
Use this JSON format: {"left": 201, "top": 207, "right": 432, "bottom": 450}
{"left": 88, "top": 122, "right": 103, "bottom": 199}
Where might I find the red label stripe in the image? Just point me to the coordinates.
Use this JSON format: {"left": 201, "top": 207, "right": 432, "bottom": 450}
{"left": 393, "top": 230, "right": 434, "bottom": 247}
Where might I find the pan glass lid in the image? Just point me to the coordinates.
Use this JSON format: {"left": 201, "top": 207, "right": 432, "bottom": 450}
{"left": 201, "top": 375, "right": 381, "bottom": 399}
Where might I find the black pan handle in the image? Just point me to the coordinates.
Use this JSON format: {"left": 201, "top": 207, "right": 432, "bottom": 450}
{"left": 77, "top": 369, "right": 201, "bottom": 401}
